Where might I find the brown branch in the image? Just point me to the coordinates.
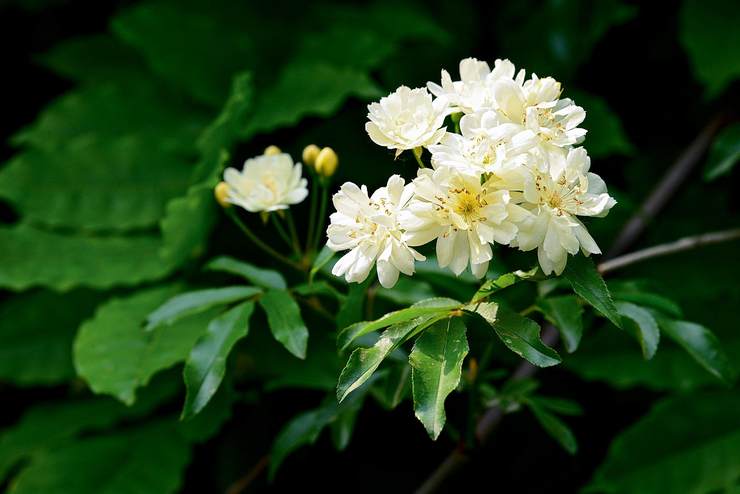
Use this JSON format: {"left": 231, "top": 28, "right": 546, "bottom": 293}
{"left": 225, "top": 455, "right": 269, "bottom": 494}
{"left": 415, "top": 117, "right": 726, "bottom": 494}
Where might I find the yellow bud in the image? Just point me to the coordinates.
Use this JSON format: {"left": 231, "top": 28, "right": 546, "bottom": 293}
{"left": 263, "top": 145, "right": 281, "bottom": 156}
{"left": 315, "top": 147, "right": 339, "bottom": 177}
{"left": 302, "top": 144, "right": 321, "bottom": 168}
{"left": 214, "top": 182, "right": 231, "bottom": 208}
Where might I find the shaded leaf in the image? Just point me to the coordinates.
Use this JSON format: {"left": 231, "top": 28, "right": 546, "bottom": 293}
{"left": 563, "top": 254, "right": 622, "bottom": 328}
{"left": 309, "top": 245, "right": 335, "bottom": 284}
{"left": 570, "top": 89, "right": 634, "bottom": 158}
{"left": 471, "top": 267, "right": 539, "bottom": 303}
{"left": 616, "top": 301, "right": 660, "bottom": 359}
{"left": 703, "top": 123, "right": 740, "bottom": 181}
{"left": 527, "top": 400, "right": 578, "bottom": 454}
{"left": 259, "top": 290, "right": 309, "bottom": 359}
{"left": 206, "top": 256, "right": 286, "bottom": 290}
{"left": 538, "top": 295, "right": 584, "bottom": 353}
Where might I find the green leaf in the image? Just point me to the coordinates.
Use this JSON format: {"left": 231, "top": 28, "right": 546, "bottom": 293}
{"left": 179, "top": 377, "right": 236, "bottom": 443}
{"left": 681, "top": 0, "right": 740, "bottom": 97}
{"left": 410, "top": 317, "right": 469, "bottom": 440}
{"left": 0, "top": 289, "right": 104, "bottom": 386}
{"left": 259, "top": 290, "right": 309, "bottom": 359}
{"left": 0, "top": 136, "right": 194, "bottom": 232}
{"left": 206, "top": 256, "right": 286, "bottom": 290}
{"left": 657, "top": 318, "right": 736, "bottom": 385}
{"left": 182, "top": 302, "right": 254, "bottom": 419}
{"left": 529, "top": 396, "right": 583, "bottom": 416}
{"left": 569, "top": 89, "right": 634, "bottom": 158}
{"left": 74, "top": 285, "right": 216, "bottom": 404}
{"left": 472, "top": 303, "right": 561, "bottom": 367}
{"left": 376, "top": 278, "right": 436, "bottom": 306}
{"left": 537, "top": 295, "right": 584, "bottom": 353}
{"left": 244, "top": 62, "right": 381, "bottom": 138}
{"left": 0, "top": 224, "right": 172, "bottom": 291}
{"left": 563, "top": 254, "right": 622, "bottom": 328}
{"left": 337, "top": 297, "right": 461, "bottom": 351}
{"left": 9, "top": 421, "right": 191, "bottom": 494}
{"left": 336, "top": 278, "right": 371, "bottom": 331}
{"left": 337, "top": 316, "right": 439, "bottom": 403}
{"left": 587, "top": 391, "right": 740, "bottom": 493}
{"left": 372, "top": 363, "right": 412, "bottom": 410}
{"left": 112, "top": 1, "right": 255, "bottom": 106}
{"left": 526, "top": 400, "right": 578, "bottom": 454}
{"left": 703, "top": 123, "right": 740, "bottom": 181}
{"left": 309, "top": 245, "right": 335, "bottom": 283}
{"left": 471, "top": 267, "right": 539, "bottom": 303}
{"left": 616, "top": 301, "right": 660, "bottom": 359}
{"left": 145, "top": 286, "right": 260, "bottom": 331}
{"left": 609, "top": 282, "right": 684, "bottom": 318}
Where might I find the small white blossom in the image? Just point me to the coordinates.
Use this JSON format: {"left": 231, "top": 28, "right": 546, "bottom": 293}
{"left": 223, "top": 153, "right": 308, "bottom": 213}
{"left": 327, "top": 175, "right": 425, "bottom": 288}
{"left": 365, "top": 86, "right": 449, "bottom": 157}
{"left": 400, "top": 167, "right": 529, "bottom": 278}
{"left": 513, "top": 147, "right": 616, "bottom": 275}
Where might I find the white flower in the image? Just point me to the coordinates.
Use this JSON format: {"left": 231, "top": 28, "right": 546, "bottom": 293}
{"left": 223, "top": 153, "right": 308, "bottom": 213}
{"left": 366, "top": 86, "right": 449, "bottom": 156}
{"left": 428, "top": 110, "right": 537, "bottom": 183}
{"left": 327, "top": 175, "right": 425, "bottom": 288}
{"left": 513, "top": 147, "right": 616, "bottom": 275}
{"left": 494, "top": 74, "right": 586, "bottom": 149}
{"left": 399, "top": 167, "right": 529, "bottom": 278}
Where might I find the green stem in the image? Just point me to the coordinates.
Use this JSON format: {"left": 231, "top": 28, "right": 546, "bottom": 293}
{"left": 270, "top": 214, "right": 294, "bottom": 251}
{"left": 226, "top": 209, "right": 303, "bottom": 272}
{"left": 412, "top": 146, "right": 426, "bottom": 168}
{"left": 306, "top": 176, "right": 319, "bottom": 253}
{"left": 311, "top": 181, "right": 330, "bottom": 253}
{"left": 285, "top": 210, "right": 302, "bottom": 256}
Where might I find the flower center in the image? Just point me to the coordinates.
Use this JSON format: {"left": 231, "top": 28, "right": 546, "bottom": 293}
{"left": 451, "top": 187, "right": 486, "bottom": 222}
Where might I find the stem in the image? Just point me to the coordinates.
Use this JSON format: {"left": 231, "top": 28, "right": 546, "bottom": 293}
{"left": 285, "top": 210, "right": 302, "bottom": 256}
{"left": 225, "top": 455, "right": 269, "bottom": 494}
{"left": 599, "top": 228, "right": 740, "bottom": 274}
{"left": 270, "top": 214, "right": 294, "bottom": 250}
{"left": 311, "top": 181, "right": 330, "bottom": 254}
{"left": 306, "top": 176, "right": 319, "bottom": 253}
{"left": 226, "top": 209, "right": 303, "bottom": 272}
{"left": 413, "top": 146, "right": 426, "bottom": 168}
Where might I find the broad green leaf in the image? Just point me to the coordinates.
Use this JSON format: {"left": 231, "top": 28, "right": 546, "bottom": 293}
{"left": 0, "top": 290, "right": 104, "bottom": 386}
{"left": 9, "top": 421, "right": 190, "bottom": 494}
{"left": 616, "top": 301, "right": 660, "bottom": 359}
{"left": 309, "top": 245, "right": 335, "bottom": 283}
{"left": 376, "top": 278, "right": 436, "bottom": 306}
{"left": 337, "top": 297, "right": 461, "bottom": 351}
{"left": 0, "top": 136, "right": 193, "bottom": 232}
{"left": 610, "top": 285, "right": 683, "bottom": 318}
{"left": 182, "top": 302, "right": 254, "bottom": 419}
{"left": 526, "top": 400, "right": 578, "bottom": 454}
{"left": 703, "top": 123, "right": 740, "bottom": 181}
{"left": 337, "top": 316, "right": 438, "bottom": 402}
{"left": 657, "top": 318, "right": 736, "bottom": 385}
{"left": 146, "top": 286, "right": 260, "bottom": 331}
{"left": 473, "top": 303, "right": 561, "bottom": 367}
{"left": 563, "top": 254, "right": 622, "bottom": 328}
{"left": 294, "top": 25, "right": 396, "bottom": 70}
{"left": 570, "top": 90, "right": 634, "bottom": 158}
{"left": 179, "top": 378, "right": 236, "bottom": 443}
{"left": 681, "top": 0, "right": 740, "bottom": 97}
{"left": 112, "top": 1, "right": 255, "bottom": 106}
{"left": 371, "top": 362, "right": 412, "bottom": 410}
{"left": 410, "top": 317, "right": 469, "bottom": 440}
{"left": 292, "top": 281, "right": 345, "bottom": 302}
{"left": 538, "top": 295, "right": 584, "bottom": 353}
{"left": 206, "top": 256, "right": 286, "bottom": 290}
{"left": 11, "top": 78, "right": 204, "bottom": 154}
{"left": 587, "top": 391, "right": 740, "bottom": 493}
{"left": 0, "top": 225, "right": 172, "bottom": 291}
{"left": 244, "top": 62, "right": 381, "bottom": 138}
{"left": 336, "top": 278, "right": 371, "bottom": 331}
{"left": 74, "top": 285, "right": 216, "bottom": 404}
{"left": 259, "top": 290, "right": 309, "bottom": 359}
{"left": 471, "top": 267, "right": 539, "bottom": 303}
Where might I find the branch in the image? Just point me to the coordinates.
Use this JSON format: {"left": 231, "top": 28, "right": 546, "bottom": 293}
{"left": 599, "top": 228, "right": 740, "bottom": 274}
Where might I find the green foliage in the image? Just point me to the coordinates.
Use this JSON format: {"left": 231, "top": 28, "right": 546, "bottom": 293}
{"left": 570, "top": 90, "right": 634, "bottom": 158}
{"left": 409, "top": 317, "right": 469, "bottom": 440}
{"left": 537, "top": 295, "right": 584, "bottom": 353}
{"left": 680, "top": 0, "right": 740, "bottom": 96}
{"left": 703, "top": 123, "right": 740, "bottom": 181}
{"left": 615, "top": 301, "right": 660, "bottom": 359}
{"left": 563, "top": 254, "right": 622, "bottom": 328}
{"left": 259, "top": 289, "right": 310, "bottom": 359}
{"left": 526, "top": 400, "right": 578, "bottom": 455}
{"left": 206, "top": 256, "right": 286, "bottom": 290}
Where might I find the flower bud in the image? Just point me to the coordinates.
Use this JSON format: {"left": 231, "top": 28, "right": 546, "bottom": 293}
{"left": 302, "top": 144, "right": 320, "bottom": 168}
{"left": 214, "top": 181, "right": 231, "bottom": 208}
{"left": 315, "top": 147, "right": 339, "bottom": 177}
{"left": 263, "top": 145, "right": 281, "bottom": 156}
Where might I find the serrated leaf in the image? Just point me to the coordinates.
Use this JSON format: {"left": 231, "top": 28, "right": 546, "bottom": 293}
{"left": 570, "top": 89, "right": 634, "bottom": 158}
{"left": 244, "top": 62, "right": 381, "bottom": 138}
{"left": 527, "top": 400, "right": 578, "bottom": 454}
{"left": 259, "top": 290, "right": 309, "bottom": 359}
{"left": 473, "top": 303, "right": 561, "bottom": 367}
{"left": 563, "top": 254, "right": 622, "bottom": 328}
{"left": 680, "top": 0, "right": 740, "bottom": 97}
{"left": 74, "top": 285, "right": 216, "bottom": 404}
{"left": 0, "top": 290, "right": 105, "bottom": 386}
{"left": 703, "top": 123, "right": 740, "bottom": 181}
{"left": 410, "top": 317, "right": 469, "bottom": 440}
{"left": 657, "top": 317, "right": 736, "bottom": 385}
{"left": 616, "top": 301, "right": 660, "bottom": 359}
{"left": 0, "top": 135, "right": 194, "bottom": 232}
{"left": 145, "top": 286, "right": 260, "bottom": 331}
{"left": 182, "top": 301, "right": 254, "bottom": 419}
{"left": 587, "top": 391, "right": 740, "bottom": 494}
{"left": 538, "top": 295, "right": 584, "bottom": 353}
{"left": 9, "top": 421, "right": 191, "bottom": 494}
{"left": 337, "top": 297, "right": 461, "bottom": 351}
{"left": 0, "top": 224, "right": 172, "bottom": 291}
{"left": 206, "top": 256, "right": 286, "bottom": 290}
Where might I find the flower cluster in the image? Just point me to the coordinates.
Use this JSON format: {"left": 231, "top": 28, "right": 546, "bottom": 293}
{"left": 328, "top": 58, "right": 616, "bottom": 287}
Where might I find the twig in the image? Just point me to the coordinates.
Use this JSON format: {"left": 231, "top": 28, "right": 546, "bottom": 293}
{"left": 599, "top": 228, "right": 740, "bottom": 274}
{"left": 415, "top": 117, "right": 725, "bottom": 494}
{"left": 226, "top": 209, "right": 303, "bottom": 272}
{"left": 225, "top": 455, "right": 269, "bottom": 494}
